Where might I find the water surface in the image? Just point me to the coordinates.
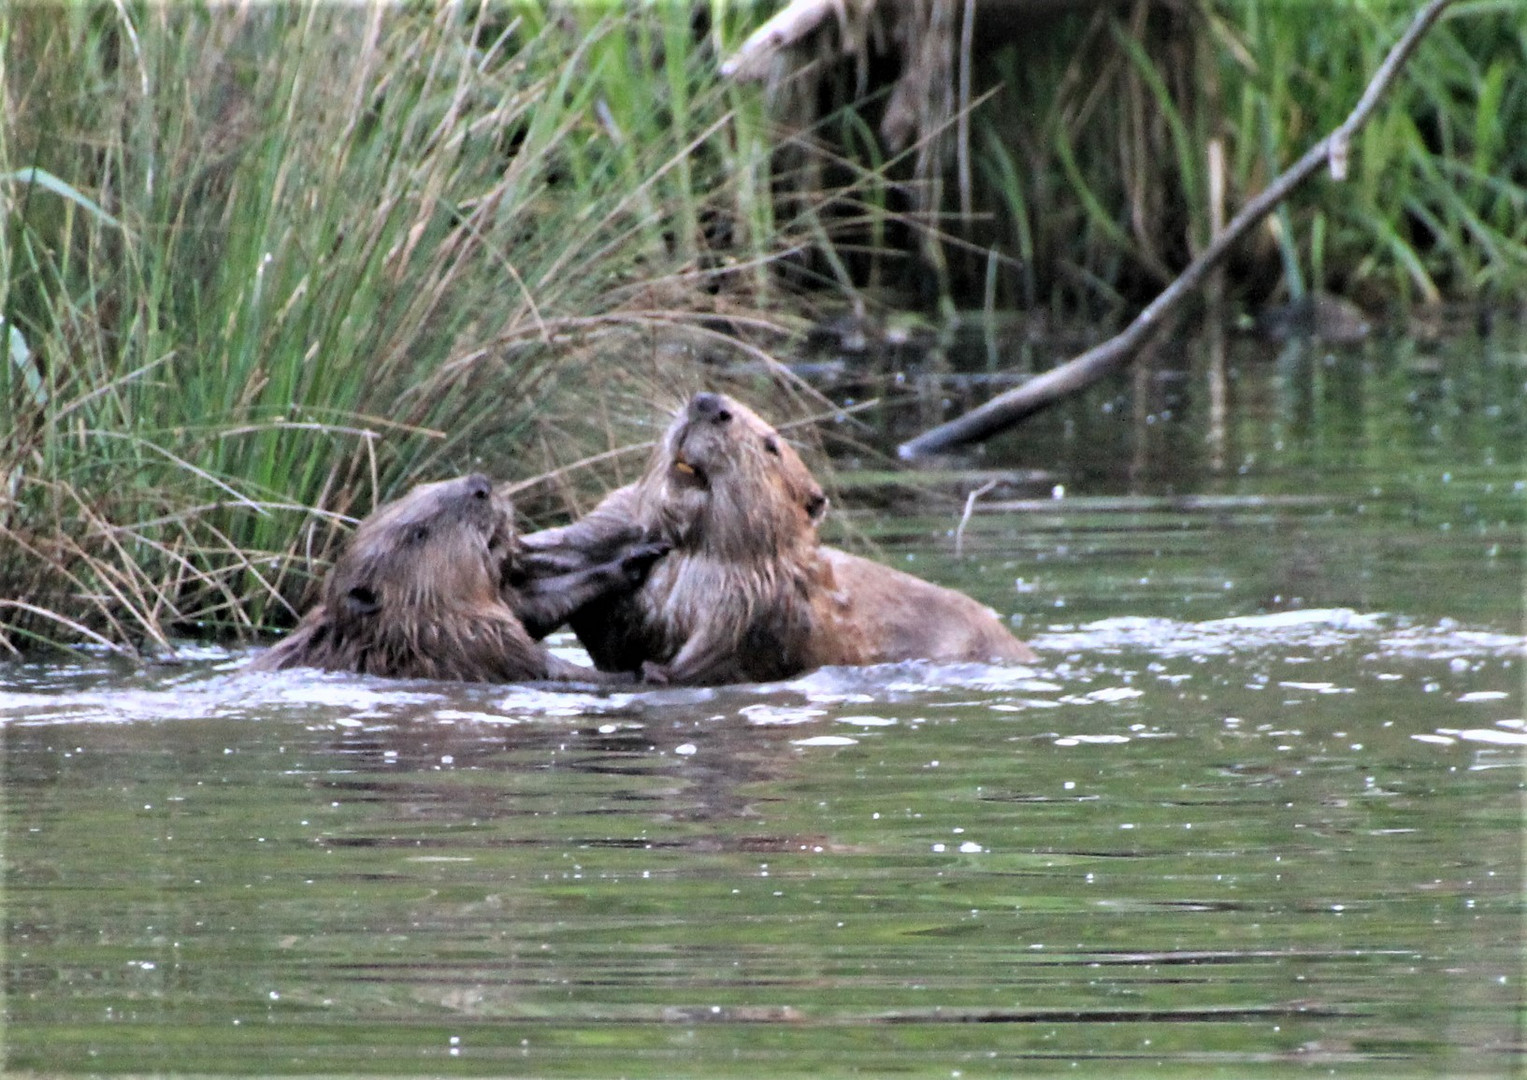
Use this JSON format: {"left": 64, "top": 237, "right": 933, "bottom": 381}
{"left": 3, "top": 325, "right": 1523, "bottom": 1077}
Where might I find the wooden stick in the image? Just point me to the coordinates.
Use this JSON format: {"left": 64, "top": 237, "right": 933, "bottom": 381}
{"left": 721, "top": 0, "right": 843, "bottom": 81}
{"left": 953, "top": 478, "right": 999, "bottom": 556}
{"left": 898, "top": 0, "right": 1458, "bottom": 460}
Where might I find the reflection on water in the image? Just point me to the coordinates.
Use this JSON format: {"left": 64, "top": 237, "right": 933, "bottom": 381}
{"left": 3, "top": 325, "right": 1524, "bottom": 1076}
{"left": 4, "top": 613, "right": 1520, "bottom": 1076}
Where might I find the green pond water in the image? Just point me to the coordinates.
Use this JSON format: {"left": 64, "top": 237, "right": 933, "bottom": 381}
{"left": 3, "top": 326, "right": 1523, "bottom": 1077}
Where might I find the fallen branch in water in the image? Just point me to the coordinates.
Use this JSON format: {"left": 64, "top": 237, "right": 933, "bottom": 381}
{"left": 953, "top": 478, "right": 999, "bottom": 556}
{"left": 898, "top": 0, "right": 1459, "bottom": 461}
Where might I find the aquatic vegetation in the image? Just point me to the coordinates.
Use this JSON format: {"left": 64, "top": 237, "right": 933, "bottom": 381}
{"left": 757, "top": 1, "right": 1527, "bottom": 313}
{"left": 2, "top": 1, "right": 1520, "bottom": 654}
{"left": 0, "top": 4, "right": 825, "bottom": 653}
{"left": 983, "top": 1, "right": 1527, "bottom": 311}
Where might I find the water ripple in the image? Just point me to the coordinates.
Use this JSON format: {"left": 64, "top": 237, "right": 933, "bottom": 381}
{"left": 0, "top": 610, "right": 1517, "bottom": 728}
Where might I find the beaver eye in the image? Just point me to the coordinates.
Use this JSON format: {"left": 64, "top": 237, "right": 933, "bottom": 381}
{"left": 345, "top": 585, "right": 380, "bottom": 616}
{"left": 763, "top": 435, "right": 781, "bottom": 457}
{"left": 408, "top": 524, "right": 430, "bottom": 544}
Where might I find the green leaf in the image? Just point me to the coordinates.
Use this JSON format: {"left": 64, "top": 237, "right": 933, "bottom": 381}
{"left": 2, "top": 319, "right": 47, "bottom": 406}
{"left": 1, "top": 166, "right": 122, "bottom": 229}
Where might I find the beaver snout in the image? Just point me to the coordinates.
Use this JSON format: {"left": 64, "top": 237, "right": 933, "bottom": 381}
{"left": 689, "top": 392, "right": 732, "bottom": 425}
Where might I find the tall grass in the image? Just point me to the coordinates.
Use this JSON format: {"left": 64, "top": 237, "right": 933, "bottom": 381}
{"left": 856, "top": 0, "right": 1527, "bottom": 314}
{"left": 0, "top": 3, "right": 830, "bottom": 654}
{"left": 8, "top": 2, "right": 1519, "bottom": 654}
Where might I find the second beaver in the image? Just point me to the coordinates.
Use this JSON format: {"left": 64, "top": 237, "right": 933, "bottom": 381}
{"left": 523, "top": 392, "right": 1037, "bottom": 685}
{"left": 250, "top": 473, "right": 663, "bottom": 682}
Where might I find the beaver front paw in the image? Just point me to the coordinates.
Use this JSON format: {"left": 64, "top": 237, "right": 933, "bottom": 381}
{"left": 620, "top": 541, "right": 671, "bottom": 584}
{"left": 639, "top": 660, "right": 672, "bottom": 685}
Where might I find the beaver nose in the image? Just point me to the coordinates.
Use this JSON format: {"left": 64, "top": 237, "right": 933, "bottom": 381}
{"left": 689, "top": 392, "right": 732, "bottom": 425}
{"left": 463, "top": 474, "right": 493, "bottom": 500}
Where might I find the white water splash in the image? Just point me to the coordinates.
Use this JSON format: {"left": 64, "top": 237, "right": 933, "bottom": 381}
{"left": 0, "top": 610, "right": 1516, "bottom": 728}
{"left": 1035, "top": 609, "right": 1521, "bottom": 661}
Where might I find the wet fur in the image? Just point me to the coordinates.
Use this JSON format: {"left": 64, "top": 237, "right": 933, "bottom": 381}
{"left": 251, "top": 474, "right": 652, "bottom": 683}
{"left": 524, "top": 393, "right": 1036, "bottom": 685}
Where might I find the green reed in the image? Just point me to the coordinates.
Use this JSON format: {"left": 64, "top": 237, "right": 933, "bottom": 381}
{"left": 0, "top": 2, "right": 816, "bottom": 652}
{"left": 964, "top": 0, "right": 1525, "bottom": 314}
{"left": 5, "top": 1, "right": 1519, "bottom": 654}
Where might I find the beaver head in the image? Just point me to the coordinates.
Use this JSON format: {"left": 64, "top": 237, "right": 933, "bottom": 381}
{"left": 251, "top": 472, "right": 556, "bottom": 680}
{"left": 640, "top": 391, "right": 827, "bottom": 561}
{"left": 325, "top": 472, "right": 513, "bottom": 630}
{"left": 254, "top": 473, "right": 637, "bottom": 682}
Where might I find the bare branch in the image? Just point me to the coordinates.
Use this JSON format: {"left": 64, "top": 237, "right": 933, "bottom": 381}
{"left": 721, "top": 0, "right": 845, "bottom": 81}
{"left": 898, "top": 0, "right": 1459, "bottom": 460}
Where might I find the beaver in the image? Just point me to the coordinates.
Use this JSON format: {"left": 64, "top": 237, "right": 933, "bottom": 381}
{"left": 250, "top": 473, "right": 664, "bottom": 682}
{"left": 522, "top": 392, "right": 1037, "bottom": 685}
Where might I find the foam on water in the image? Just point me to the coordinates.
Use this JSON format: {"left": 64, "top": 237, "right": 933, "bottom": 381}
{"left": 0, "top": 610, "right": 1517, "bottom": 729}
{"left": 1036, "top": 608, "right": 1522, "bottom": 659}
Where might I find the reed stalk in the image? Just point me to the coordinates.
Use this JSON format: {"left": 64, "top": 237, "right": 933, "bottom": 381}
{"left": 950, "top": 0, "right": 1525, "bottom": 311}
{"left": 0, "top": 2, "right": 833, "bottom": 652}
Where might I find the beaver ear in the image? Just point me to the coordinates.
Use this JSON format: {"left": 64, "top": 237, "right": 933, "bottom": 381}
{"left": 804, "top": 487, "right": 828, "bottom": 523}
{"left": 344, "top": 585, "right": 381, "bottom": 617}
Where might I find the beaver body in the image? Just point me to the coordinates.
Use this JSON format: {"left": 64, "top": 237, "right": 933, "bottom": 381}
{"left": 252, "top": 474, "right": 661, "bottom": 683}
{"left": 524, "top": 393, "right": 1036, "bottom": 685}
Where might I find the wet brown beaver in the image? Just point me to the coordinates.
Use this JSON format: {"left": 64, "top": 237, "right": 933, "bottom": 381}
{"left": 523, "top": 392, "right": 1037, "bottom": 685}
{"left": 251, "top": 474, "right": 664, "bottom": 682}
